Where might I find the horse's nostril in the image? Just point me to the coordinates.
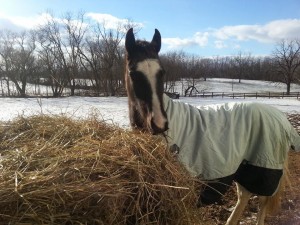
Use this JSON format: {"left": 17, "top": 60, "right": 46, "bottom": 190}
{"left": 150, "top": 118, "right": 168, "bottom": 134}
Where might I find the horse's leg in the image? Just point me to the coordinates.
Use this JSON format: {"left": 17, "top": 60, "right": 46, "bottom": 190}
{"left": 257, "top": 173, "right": 285, "bottom": 225}
{"left": 256, "top": 196, "right": 268, "bottom": 225}
{"left": 225, "top": 183, "right": 251, "bottom": 225}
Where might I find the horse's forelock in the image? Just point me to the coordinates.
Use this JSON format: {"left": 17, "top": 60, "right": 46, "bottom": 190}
{"left": 133, "top": 41, "right": 159, "bottom": 59}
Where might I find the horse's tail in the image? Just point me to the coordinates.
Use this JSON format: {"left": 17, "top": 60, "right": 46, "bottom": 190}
{"left": 265, "top": 156, "right": 290, "bottom": 215}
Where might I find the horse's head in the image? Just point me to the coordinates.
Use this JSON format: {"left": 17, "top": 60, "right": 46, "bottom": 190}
{"left": 125, "top": 28, "right": 168, "bottom": 134}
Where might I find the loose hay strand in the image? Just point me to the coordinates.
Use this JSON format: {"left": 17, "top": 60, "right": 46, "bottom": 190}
{"left": 0, "top": 115, "right": 201, "bottom": 225}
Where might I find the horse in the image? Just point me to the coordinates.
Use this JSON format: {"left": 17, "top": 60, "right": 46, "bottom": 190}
{"left": 124, "top": 28, "right": 300, "bottom": 225}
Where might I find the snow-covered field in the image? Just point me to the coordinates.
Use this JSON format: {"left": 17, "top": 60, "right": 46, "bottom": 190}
{"left": 1, "top": 78, "right": 300, "bottom": 128}
{"left": 175, "top": 78, "right": 300, "bottom": 93}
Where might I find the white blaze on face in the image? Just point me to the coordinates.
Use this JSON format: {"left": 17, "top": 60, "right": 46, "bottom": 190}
{"left": 136, "top": 59, "right": 167, "bottom": 130}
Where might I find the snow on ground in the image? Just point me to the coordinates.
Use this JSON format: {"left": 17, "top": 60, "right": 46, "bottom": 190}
{"left": 1, "top": 96, "right": 130, "bottom": 128}
{"left": 172, "top": 78, "right": 300, "bottom": 94}
{"left": 1, "top": 96, "right": 299, "bottom": 129}
{"left": 183, "top": 97, "right": 300, "bottom": 113}
{"left": 1, "top": 79, "right": 300, "bottom": 128}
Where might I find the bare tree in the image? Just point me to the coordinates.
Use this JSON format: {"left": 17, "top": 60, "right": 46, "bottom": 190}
{"left": 37, "top": 11, "right": 87, "bottom": 96}
{"left": 199, "top": 58, "right": 212, "bottom": 81}
{"left": 78, "top": 35, "right": 103, "bottom": 95}
{"left": 78, "top": 25, "right": 123, "bottom": 96}
{"left": 0, "top": 30, "right": 36, "bottom": 97}
{"left": 96, "top": 23, "right": 124, "bottom": 96}
{"left": 232, "top": 51, "right": 252, "bottom": 83}
{"left": 0, "top": 30, "right": 16, "bottom": 96}
{"left": 62, "top": 11, "right": 87, "bottom": 95}
{"left": 4, "top": 11, "right": 300, "bottom": 98}
{"left": 78, "top": 20, "right": 137, "bottom": 96}
{"left": 161, "top": 51, "right": 186, "bottom": 93}
{"left": 184, "top": 55, "right": 202, "bottom": 96}
{"left": 12, "top": 31, "right": 37, "bottom": 96}
{"left": 37, "top": 11, "right": 87, "bottom": 97}
{"left": 273, "top": 39, "right": 300, "bottom": 94}
{"left": 37, "top": 13, "right": 68, "bottom": 97}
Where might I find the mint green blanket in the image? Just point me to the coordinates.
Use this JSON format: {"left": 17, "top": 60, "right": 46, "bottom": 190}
{"left": 163, "top": 94, "right": 300, "bottom": 180}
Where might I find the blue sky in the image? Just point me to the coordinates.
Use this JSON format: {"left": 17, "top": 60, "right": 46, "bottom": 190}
{"left": 0, "top": 0, "right": 299, "bottom": 57}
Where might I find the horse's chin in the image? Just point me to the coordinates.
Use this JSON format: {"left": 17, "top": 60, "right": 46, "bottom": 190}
{"left": 150, "top": 129, "right": 165, "bottom": 135}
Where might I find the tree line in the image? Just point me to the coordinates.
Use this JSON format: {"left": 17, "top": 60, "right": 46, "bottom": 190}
{"left": 0, "top": 12, "right": 299, "bottom": 97}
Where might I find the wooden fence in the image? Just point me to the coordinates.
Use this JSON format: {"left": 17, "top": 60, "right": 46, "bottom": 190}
{"left": 188, "top": 92, "right": 300, "bottom": 99}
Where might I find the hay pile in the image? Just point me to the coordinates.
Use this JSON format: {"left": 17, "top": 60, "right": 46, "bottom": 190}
{"left": 0, "top": 115, "right": 201, "bottom": 225}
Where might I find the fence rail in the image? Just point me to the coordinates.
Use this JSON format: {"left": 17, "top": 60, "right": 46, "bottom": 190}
{"left": 188, "top": 92, "right": 300, "bottom": 99}
{"left": 1, "top": 89, "right": 300, "bottom": 99}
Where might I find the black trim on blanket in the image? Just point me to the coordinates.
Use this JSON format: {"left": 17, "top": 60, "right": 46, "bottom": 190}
{"left": 197, "top": 160, "right": 283, "bottom": 207}
{"left": 235, "top": 160, "right": 283, "bottom": 196}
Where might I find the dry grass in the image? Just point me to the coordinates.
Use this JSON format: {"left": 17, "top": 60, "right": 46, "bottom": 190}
{"left": 0, "top": 115, "right": 202, "bottom": 225}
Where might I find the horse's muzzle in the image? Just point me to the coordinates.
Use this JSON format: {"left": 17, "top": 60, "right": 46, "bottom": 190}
{"left": 150, "top": 119, "right": 168, "bottom": 135}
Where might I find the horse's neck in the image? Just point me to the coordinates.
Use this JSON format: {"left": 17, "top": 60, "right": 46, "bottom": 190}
{"left": 163, "top": 94, "right": 191, "bottom": 135}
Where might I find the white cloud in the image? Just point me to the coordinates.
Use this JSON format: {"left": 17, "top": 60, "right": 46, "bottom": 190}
{"left": 0, "top": 17, "right": 19, "bottom": 31}
{"left": 194, "top": 32, "right": 209, "bottom": 46}
{"left": 162, "top": 19, "right": 300, "bottom": 51}
{"left": 86, "top": 13, "right": 143, "bottom": 31}
{"left": 0, "top": 11, "right": 299, "bottom": 53}
{"left": 162, "top": 37, "right": 193, "bottom": 48}
{"left": 0, "top": 12, "right": 142, "bottom": 32}
{"left": 0, "top": 12, "right": 52, "bottom": 31}
{"left": 162, "top": 32, "right": 209, "bottom": 49}
{"left": 233, "top": 44, "right": 241, "bottom": 49}
{"left": 214, "top": 40, "right": 227, "bottom": 49}
{"left": 264, "top": 19, "right": 300, "bottom": 40}
{"left": 213, "top": 19, "right": 300, "bottom": 43}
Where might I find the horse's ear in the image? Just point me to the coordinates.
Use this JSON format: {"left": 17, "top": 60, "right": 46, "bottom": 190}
{"left": 151, "top": 29, "right": 161, "bottom": 53}
{"left": 125, "top": 28, "right": 136, "bottom": 54}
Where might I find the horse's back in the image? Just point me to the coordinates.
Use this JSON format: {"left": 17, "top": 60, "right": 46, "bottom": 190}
{"left": 164, "top": 96, "right": 297, "bottom": 180}
{"left": 198, "top": 102, "right": 290, "bottom": 170}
